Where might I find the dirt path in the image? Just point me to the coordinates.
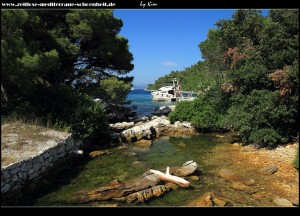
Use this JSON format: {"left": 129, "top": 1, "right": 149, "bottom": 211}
{"left": 189, "top": 140, "right": 299, "bottom": 207}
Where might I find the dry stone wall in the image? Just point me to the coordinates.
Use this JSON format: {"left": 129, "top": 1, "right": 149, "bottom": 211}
{"left": 1, "top": 135, "right": 82, "bottom": 205}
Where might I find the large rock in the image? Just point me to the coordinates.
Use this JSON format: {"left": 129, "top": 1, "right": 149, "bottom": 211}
{"left": 152, "top": 106, "right": 172, "bottom": 116}
{"left": 170, "top": 161, "right": 198, "bottom": 177}
{"left": 273, "top": 197, "right": 294, "bottom": 207}
{"left": 109, "top": 122, "right": 134, "bottom": 132}
{"left": 132, "top": 116, "right": 150, "bottom": 124}
{"left": 119, "top": 116, "right": 196, "bottom": 142}
{"left": 259, "top": 165, "right": 278, "bottom": 175}
{"left": 121, "top": 125, "right": 155, "bottom": 142}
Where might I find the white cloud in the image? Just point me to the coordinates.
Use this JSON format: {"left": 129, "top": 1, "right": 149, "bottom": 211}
{"left": 160, "top": 61, "right": 178, "bottom": 66}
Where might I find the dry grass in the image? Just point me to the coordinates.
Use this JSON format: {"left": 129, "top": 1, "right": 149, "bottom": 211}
{"left": 2, "top": 121, "right": 52, "bottom": 142}
{"left": 1, "top": 120, "right": 70, "bottom": 167}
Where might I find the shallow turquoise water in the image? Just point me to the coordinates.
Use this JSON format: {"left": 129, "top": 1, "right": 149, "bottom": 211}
{"left": 127, "top": 89, "right": 176, "bottom": 115}
{"left": 32, "top": 134, "right": 232, "bottom": 207}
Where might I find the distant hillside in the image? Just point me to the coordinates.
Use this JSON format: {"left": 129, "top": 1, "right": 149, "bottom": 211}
{"left": 146, "top": 61, "right": 218, "bottom": 92}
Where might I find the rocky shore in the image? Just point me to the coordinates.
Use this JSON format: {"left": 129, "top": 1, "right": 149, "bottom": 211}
{"left": 188, "top": 141, "right": 299, "bottom": 207}
{"left": 108, "top": 108, "right": 196, "bottom": 146}
{"left": 2, "top": 105, "right": 298, "bottom": 207}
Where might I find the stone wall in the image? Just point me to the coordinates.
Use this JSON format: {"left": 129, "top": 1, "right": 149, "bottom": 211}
{"left": 1, "top": 136, "right": 82, "bottom": 205}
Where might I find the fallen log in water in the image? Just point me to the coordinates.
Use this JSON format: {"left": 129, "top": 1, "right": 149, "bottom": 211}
{"left": 76, "top": 160, "right": 198, "bottom": 204}
{"left": 77, "top": 172, "right": 160, "bottom": 203}
{"left": 150, "top": 167, "right": 190, "bottom": 187}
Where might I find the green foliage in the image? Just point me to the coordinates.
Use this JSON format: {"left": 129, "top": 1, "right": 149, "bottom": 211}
{"left": 259, "top": 10, "right": 299, "bottom": 70}
{"left": 199, "top": 29, "right": 227, "bottom": 83}
{"left": 169, "top": 101, "right": 195, "bottom": 124}
{"left": 163, "top": 9, "right": 299, "bottom": 147}
{"left": 147, "top": 61, "right": 216, "bottom": 92}
{"left": 248, "top": 128, "right": 281, "bottom": 147}
{"left": 1, "top": 10, "right": 134, "bottom": 142}
{"left": 169, "top": 86, "right": 230, "bottom": 131}
{"left": 226, "top": 90, "right": 296, "bottom": 147}
{"left": 191, "top": 103, "right": 222, "bottom": 131}
{"left": 227, "top": 51, "right": 272, "bottom": 94}
{"left": 99, "top": 77, "right": 131, "bottom": 105}
{"left": 70, "top": 94, "right": 108, "bottom": 140}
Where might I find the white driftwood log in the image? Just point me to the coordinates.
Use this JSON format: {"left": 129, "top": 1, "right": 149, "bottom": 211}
{"left": 150, "top": 166, "right": 190, "bottom": 188}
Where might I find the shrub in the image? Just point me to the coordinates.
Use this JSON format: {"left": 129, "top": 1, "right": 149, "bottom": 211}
{"left": 226, "top": 89, "right": 296, "bottom": 146}
{"left": 168, "top": 101, "right": 195, "bottom": 124}
{"left": 191, "top": 104, "right": 222, "bottom": 131}
{"left": 249, "top": 128, "right": 281, "bottom": 148}
{"left": 70, "top": 94, "right": 108, "bottom": 141}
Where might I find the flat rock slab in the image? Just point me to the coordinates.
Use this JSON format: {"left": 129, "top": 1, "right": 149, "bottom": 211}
{"left": 230, "top": 181, "right": 257, "bottom": 195}
{"left": 170, "top": 161, "right": 198, "bottom": 177}
{"left": 273, "top": 197, "right": 294, "bottom": 207}
{"left": 218, "top": 168, "right": 241, "bottom": 181}
{"left": 259, "top": 165, "right": 278, "bottom": 175}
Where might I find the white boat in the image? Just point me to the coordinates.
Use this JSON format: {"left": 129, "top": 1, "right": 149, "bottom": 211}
{"left": 151, "top": 78, "right": 197, "bottom": 102}
{"left": 151, "top": 79, "right": 181, "bottom": 102}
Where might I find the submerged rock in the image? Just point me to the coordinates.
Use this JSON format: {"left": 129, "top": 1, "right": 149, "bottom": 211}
{"left": 189, "top": 176, "right": 200, "bottom": 181}
{"left": 177, "top": 142, "right": 186, "bottom": 147}
{"left": 123, "top": 151, "right": 137, "bottom": 157}
{"left": 230, "top": 181, "right": 257, "bottom": 195}
{"left": 131, "top": 161, "right": 144, "bottom": 168}
{"left": 152, "top": 106, "right": 172, "bottom": 116}
{"left": 89, "top": 150, "right": 111, "bottom": 159}
{"left": 218, "top": 168, "right": 241, "bottom": 181}
{"left": 134, "top": 139, "right": 152, "bottom": 148}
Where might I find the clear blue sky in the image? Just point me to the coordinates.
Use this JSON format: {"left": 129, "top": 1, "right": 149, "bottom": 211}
{"left": 114, "top": 9, "right": 268, "bottom": 88}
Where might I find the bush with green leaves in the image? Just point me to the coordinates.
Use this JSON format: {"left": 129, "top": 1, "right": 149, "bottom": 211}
{"left": 69, "top": 94, "right": 108, "bottom": 141}
{"left": 226, "top": 89, "right": 296, "bottom": 147}
{"left": 169, "top": 86, "right": 230, "bottom": 132}
{"left": 168, "top": 101, "right": 195, "bottom": 124}
{"left": 248, "top": 128, "right": 281, "bottom": 148}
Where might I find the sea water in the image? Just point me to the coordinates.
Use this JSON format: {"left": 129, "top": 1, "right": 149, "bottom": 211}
{"left": 127, "top": 89, "right": 176, "bottom": 116}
